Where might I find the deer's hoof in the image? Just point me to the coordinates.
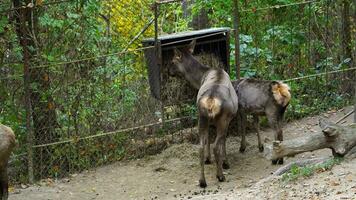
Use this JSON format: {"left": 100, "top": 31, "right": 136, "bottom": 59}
{"left": 205, "top": 158, "right": 212, "bottom": 165}
{"left": 277, "top": 158, "right": 284, "bottom": 165}
{"left": 271, "top": 159, "right": 278, "bottom": 165}
{"left": 199, "top": 179, "right": 207, "bottom": 188}
{"left": 272, "top": 158, "right": 284, "bottom": 165}
{"left": 222, "top": 162, "right": 230, "bottom": 169}
{"left": 259, "top": 145, "right": 264, "bottom": 152}
{"left": 216, "top": 175, "right": 226, "bottom": 182}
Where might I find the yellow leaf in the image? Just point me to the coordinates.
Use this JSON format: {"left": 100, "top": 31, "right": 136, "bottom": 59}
{"left": 8, "top": 186, "right": 15, "bottom": 193}
{"left": 36, "top": 0, "right": 43, "bottom": 6}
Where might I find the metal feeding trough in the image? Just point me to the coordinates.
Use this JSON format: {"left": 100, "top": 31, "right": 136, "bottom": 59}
{"left": 142, "top": 27, "right": 231, "bottom": 105}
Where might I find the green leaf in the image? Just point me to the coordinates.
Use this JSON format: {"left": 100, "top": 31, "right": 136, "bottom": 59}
{"left": 0, "top": 16, "right": 8, "bottom": 33}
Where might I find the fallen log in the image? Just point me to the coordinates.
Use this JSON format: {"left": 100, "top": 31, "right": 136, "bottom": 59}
{"left": 264, "top": 118, "right": 356, "bottom": 160}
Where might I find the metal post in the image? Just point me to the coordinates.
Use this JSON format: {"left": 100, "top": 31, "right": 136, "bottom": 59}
{"left": 154, "top": 2, "right": 165, "bottom": 127}
{"left": 233, "top": 0, "right": 241, "bottom": 80}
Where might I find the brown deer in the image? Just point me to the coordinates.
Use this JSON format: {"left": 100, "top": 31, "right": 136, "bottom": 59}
{"left": 0, "top": 124, "right": 16, "bottom": 200}
{"left": 232, "top": 78, "right": 291, "bottom": 164}
{"left": 169, "top": 40, "right": 238, "bottom": 188}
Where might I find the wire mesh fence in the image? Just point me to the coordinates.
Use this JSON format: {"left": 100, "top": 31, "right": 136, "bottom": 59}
{"left": 0, "top": 0, "right": 355, "bottom": 184}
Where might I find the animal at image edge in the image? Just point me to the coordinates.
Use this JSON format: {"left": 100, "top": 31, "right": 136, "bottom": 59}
{"left": 233, "top": 78, "right": 291, "bottom": 165}
{"left": 0, "top": 124, "right": 16, "bottom": 200}
{"left": 169, "top": 40, "right": 238, "bottom": 188}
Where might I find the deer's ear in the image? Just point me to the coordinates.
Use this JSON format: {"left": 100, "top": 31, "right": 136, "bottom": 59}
{"left": 188, "top": 40, "right": 196, "bottom": 54}
{"left": 173, "top": 48, "right": 182, "bottom": 60}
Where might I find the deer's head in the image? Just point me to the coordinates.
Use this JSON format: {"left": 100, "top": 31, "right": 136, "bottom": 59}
{"left": 168, "top": 40, "right": 196, "bottom": 77}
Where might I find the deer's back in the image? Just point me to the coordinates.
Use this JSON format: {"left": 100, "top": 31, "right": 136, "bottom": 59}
{"left": 198, "top": 69, "right": 238, "bottom": 115}
{"left": 232, "top": 78, "right": 283, "bottom": 114}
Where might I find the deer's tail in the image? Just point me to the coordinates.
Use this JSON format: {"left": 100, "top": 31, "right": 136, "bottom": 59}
{"left": 271, "top": 82, "right": 291, "bottom": 107}
{"left": 199, "top": 96, "right": 222, "bottom": 118}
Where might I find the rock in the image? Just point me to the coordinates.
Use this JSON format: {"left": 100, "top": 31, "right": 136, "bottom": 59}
{"left": 62, "top": 178, "right": 70, "bottom": 183}
{"left": 337, "top": 172, "right": 346, "bottom": 176}
{"left": 223, "top": 171, "right": 230, "bottom": 175}
{"left": 20, "top": 184, "right": 29, "bottom": 189}
{"left": 329, "top": 180, "right": 340, "bottom": 186}
{"left": 345, "top": 174, "right": 353, "bottom": 182}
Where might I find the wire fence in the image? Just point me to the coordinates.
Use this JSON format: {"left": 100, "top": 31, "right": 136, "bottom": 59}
{"left": 0, "top": 0, "right": 355, "bottom": 184}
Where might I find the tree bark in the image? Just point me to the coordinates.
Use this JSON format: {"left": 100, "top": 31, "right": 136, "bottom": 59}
{"left": 184, "top": 0, "right": 210, "bottom": 30}
{"left": 13, "top": 0, "right": 59, "bottom": 180}
{"left": 354, "top": 84, "right": 356, "bottom": 123}
{"left": 340, "top": 0, "right": 354, "bottom": 93}
{"left": 341, "top": 0, "right": 352, "bottom": 62}
{"left": 264, "top": 118, "right": 356, "bottom": 160}
{"left": 182, "top": 0, "right": 190, "bottom": 19}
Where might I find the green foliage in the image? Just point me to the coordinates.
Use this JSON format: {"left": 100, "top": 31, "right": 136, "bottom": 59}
{"left": 282, "top": 158, "right": 342, "bottom": 182}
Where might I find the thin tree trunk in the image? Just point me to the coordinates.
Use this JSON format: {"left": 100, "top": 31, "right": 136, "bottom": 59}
{"left": 341, "top": 0, "right": 352, "bottom": 62}
{"left": 340, "top": 0, "right": 353, "bottom": 93}
{"left": 189, "top": 0, "right": 210, "bottom": 30}
{"left": 13, "top": 0, "right": 59, "bottom": 180}
{"left": 182, "top": 0, "right": 190, "bottom": 19}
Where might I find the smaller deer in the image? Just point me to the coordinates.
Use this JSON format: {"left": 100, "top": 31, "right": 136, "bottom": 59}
{"left": 0, "top": 124, "right": 16, "bottom": 200}
{"left": 232, "top": 78, "right": 290, "bottom": 164}
{"left": 169, "top": 40, "right": 238, "bottom": 188}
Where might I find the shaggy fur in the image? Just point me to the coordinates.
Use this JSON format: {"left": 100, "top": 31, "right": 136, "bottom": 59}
{"left": 0, "top": 124, "right": 16, "bottom": 200}
{"left": 233, "top": 78, "right": 291, "bottom": 165}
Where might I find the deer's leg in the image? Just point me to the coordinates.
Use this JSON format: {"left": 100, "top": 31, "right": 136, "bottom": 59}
{"left": 239, "top": 110, "right": 247, "bottom": 153}
{"left": 0, "top": 167, "right": 9, "bottom": 200}
{"left": 253, "top": 115, "right": 263, "bottom": 152}
{"left": 199, "top": 116, "right": 209, "bottom": 188}
{"left": 214, "top": 121, "right": 228, "bottom": 182}
{"left": 275, "top": 121, "right": 284, "bottom": 164}
{"left": 222, "top": 135, "right": 229, "bottom": 169}
{"left": 204, "top": 128, "right": 212, "bottom": 164}
{"left": 267, "top": 112, "right": 284, "bottom": 165}
{"left": 221, "top": 116, "right": 232, "bottom": 169}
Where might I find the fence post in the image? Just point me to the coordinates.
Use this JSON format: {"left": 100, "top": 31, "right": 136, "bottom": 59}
{"left": 154, "top": 2, "right": 165, "bottom": 128}
{"left": 233, "top": 0, "right": 241, "bottom": 80}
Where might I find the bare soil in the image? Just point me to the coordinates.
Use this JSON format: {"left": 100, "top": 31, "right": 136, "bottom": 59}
{"left": 10, "top": 107, "right": 355, "bottom": 200}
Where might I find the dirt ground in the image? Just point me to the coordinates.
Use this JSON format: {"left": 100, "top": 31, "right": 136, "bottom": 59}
{"left": 10, "top": 106, "right": 355, "bottom": 200}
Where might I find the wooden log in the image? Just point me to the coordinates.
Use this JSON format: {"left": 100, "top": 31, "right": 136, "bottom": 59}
{"left": 264, "top": 118, "right": 356, "bottom": 160}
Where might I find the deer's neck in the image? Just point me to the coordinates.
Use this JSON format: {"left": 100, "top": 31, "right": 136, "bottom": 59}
{"left": 182, "top": 56, "right": 210, "bottom": 89}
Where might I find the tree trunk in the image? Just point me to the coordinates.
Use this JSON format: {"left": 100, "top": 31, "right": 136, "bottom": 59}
{"left": 264, "top": 118, "right": 356, "bottom": 160}
{"left": 354, "top": 84, "right": 356, "bottom": 123}
{"left": 341, "top": 0, "right": 352, "bottom": 62}
{"left": 340, "top": 0, "right": 354, "bottom": 93}
{"left": 185, "top": 0, "right": 210, "bottom": 30}
{"left": 13, "top": 0, "right": 59, "bottom": 180}
{"left": 182, "top": 0, "right": 190, "bottom": 19}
